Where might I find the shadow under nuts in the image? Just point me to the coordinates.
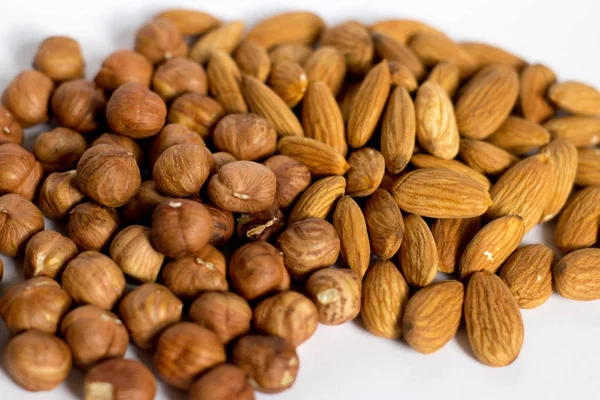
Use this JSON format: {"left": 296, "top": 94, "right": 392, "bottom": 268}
{"left": 24, "top": 230, "right": 78, "bottom": 279}
{"left": 66, "top": 202, "right": 121, "bottom": 251}
{"left": 0, "top": 194, "right": 45, "bottom": 257}
{"left": 84, "top": 359, "right": 156, "bottom": 400}
{"left": 229, "top": 241, "right": 285, "bottom": 300}
{"left": 122, "top": 180, "right": 168, "bottom": 224}
{"left": 153, "top": 143, "right": 213, "bottom": 197}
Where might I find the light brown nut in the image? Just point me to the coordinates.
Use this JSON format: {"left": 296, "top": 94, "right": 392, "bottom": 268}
{"left": 155, "top": 9, "right": 220, "bottom": 35}
{"left": 387, "top": 61, "right": 418, "bottom": 92}
{"left": 426, "top": 61, "right": 461, "bottom": 97}
{"left": 24, "top": 231, "right": 78, "bottom": 279}
{"left": 122, "top": 181, "right": 168, "bottom": 225}
{"left": 213, "top": 113, "right": 277, "bottom": 161}
{"left": 346, "top": 148, "right": 385, "bottom": 197}
{"left": 370, "top": 19, "right": 447, "bottom": 45}
{"left": 0, "top": 143, "right": 43, "bottom": 200}
{"left": 321, "top": 21, "right": 373, "bottom": 76}
{"left": 0, "top": 194, "right": 44, "bottom": 257}
{"left": 148, "top": 124, "right": 205, "bottom": 169}
{"left": 460, "top": 41, "right": 525, "bottom": 70}
{"left": 287, "top": 176, "right": 345, "bottom": 224}
{"left": 575, "top": 147, "right": 600, "bottom": 187}
{"left": 519, "top": 63, "right": 556, "bottom": 123}
{"left": 372, "top": 32, "right": 425, "bottom": 79}
{"left": 1, "top": 70, "right": 55, "bottom": 127}
{"left": 338, "top": 81, "right": 361, "bottom": 123}
{"left": 540, "top": 139, "right": 578, "bottom": 222}
{"left": 364, "top": 189, "right": 404, "bottom": 260}
{"left": 304, "top": 47, "right": 347, "bottom": 96}
{"left": 229, "top": 241, "right": 284, "bottom": 300}
{"left": 554, "top": 187, "right": 600, "bottom": 253}
{"left": 381, "top": 85, "right": 416, "bottom": 174}
{"left": 92, "top": 133, "right": 144, "bottom": 167}
{"left": 410, "top": 153, "right": 490, "bottom": 190}
{"left": 167, "top": 93, "right": 224, "bottom": 139}
{"left": 246, "top": 12, "right": 324, "bottom": 49}
{"left": 305, "top": 267, "right": 361, "bottom": 325}
{"left": 554, "top": 248, "right": 600, "bottom": 301}
{"left": 277, "top": 136, "right": 349, "bottom": 177}
{"left": 431, "top": 217, "right": 481, "bottom": 274}
{"left": 66, "top": 202, "right": 120, "bottom": 252}
{"left": 270, "top": 43, "right": 313, "bottom": 65}
{"left": 152, "top": 57, "right": 208, "bottom": 102}
{"left": 264, "top": 155, "right": 311, "bottom": 210}
{"left": 33, "top": 36, "right": 84, "bottom": 81}
{"left": 409, "top": 33, "right": 477, "bottom": 77}
{"left": 207, "top": 51, "right": 248, "bottom": 114}
{"left": 110, "top": 225, "right": 165, "bottom": 283}
{"left": 485, "top": 117, "right": 551, "bottom": 155}
{"left": 398, "top": 214, "right": 438, "bottom": 287}
{"left": 94, "top": 50, "right": 153, "bottom": 90}
{"left": 267, "top": 61, "right": 307, "bottom": 108}
{"left": 333, "top": 196, "right": 371, "bottom": 279}
{"left": 190, "top": 292, "right": 252, "bottom": 344}
{"left": 84, "top": 359, "right": 156, "bottom": 400}
{"left": 235, "top": 40, "right": 271, "bottom": 83}
{"left": 458, "top": 139, "right": 519, "bottom": 176}
{"left": 51, "top": 80, "right": 105, "bottom": 134}
{"left": 548, "top": 81, "right": 600, "bottom": 116}
{"left": 0, "top": 105, "right": 24, "bottom": 145}
{"left": 544, "top": 116, "right": 600, "bottom": 147}
{"left": 39, "top": 171, "right": 84, "bottom": 221}
{"left": 134, "top": 18, "right": 187, "bottom": 64}
{"left": 153, "top": 143, "right": 212, "bottom": 197}
{"left": 188, "top": 364, "right": 254, "bottom": 400}
{"left": 190, "top": 21, "right": 245, "bottom": 64}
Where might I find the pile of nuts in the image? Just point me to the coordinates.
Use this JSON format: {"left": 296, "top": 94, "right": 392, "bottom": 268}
{"left": 0, "top": 7, "right": 599, "bottom": 399}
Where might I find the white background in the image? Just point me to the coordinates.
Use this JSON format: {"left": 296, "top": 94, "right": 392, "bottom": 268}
{"left": 1, "top": 0, "right": 600, "bottom": 399}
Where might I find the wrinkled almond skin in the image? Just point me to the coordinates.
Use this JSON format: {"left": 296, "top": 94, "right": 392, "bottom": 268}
{"left": 338, "top": 81, "right": 361, "bottom": 123}
{"left": 403, "top": 281, "right": 464, "bottom": 354}
{"left": 207, "top": 51, "right": 248, "bottom": 114}
{"left": 465, "top": 271, "right": 524, "bottom": 367}
{"left": 152, "top": 57, "right": 208, "bottom": 102}
{"left": 575, "top": 147, "right": 600, "bottom": 187}
{"left": 190, "top": 21, "right": 245, "bottom": 64}
{"left": 1, "top": 70, "right": 55, "bottom": 127}
{"left": 94, "top": 50, "right": 154, "bottom": 90}
{"left": 264, "top": 155, "right": 311, "bottom": 209}
{"left": 388, "top": 61, "right": 418, "bottom": 91}
{"left": 246, "top": 12, "right": 324, "bottom": 49}
{"left": 213, "top": 113, "right": 277, "bottom": 161}
{"left": 267, "top": 61, "right": 307, "bottom": 108}
{"left": 519, "top": 63, "right": 556, "bottom": 123}
{"left": 167, "top": 93, "right": 224, "bottom": 139}
{"left": 554, "top": 248, "right": 600, "bottom": 301}
{"left": 84, "top": 359, "right": 156, "bottom": 400}
{"left": 545, "top": 116, "right": 600, "bottom": 148}
{"left": 409, "top": 33, "right": 477, "bottom": 77}
{"left": 410, "top": 154, "right": 490, "bottom": 190}
{"left": 287, "top": 176, "right": 346, "bottom": 224}
{"left": 188, "top": 364, "right": 255, "bottom": 400}
{"left": 190, "top": 292, "right": 252, "bottom": 344}
{"left": 270, "top": 43, "right": 313, "bottom": 65}
{"left": 153, "top": 143, "right": 213, "bottom": 197}
{"left": 458, "top": 139, "right": 519, "bottom": 177}
{"left": 346, "top": 148, "right": 385, "bottom": 197}
{"left": 486, "top": 117, "right": 551, "bottom": 155}
{"left": 554, "top": 187, "right": 600, "bottom": 253}
{"left": 381, "top": 85, "right": 416, "bottom": 174}
{"left": 399, "top": 214, "right": 438, "bottom": 287}
{"left": 0, "top": 194, "right": 44, "bottom": 257}
{"left": 321, "top": 21, "right": 373, "bottom": 76}
{"left": 426, "top": 61, "right": 461, "bottom": 97}
{"left": 304, "top": 47, "right": 347, "bottom": 96}
{"left": 155, "top": 9, "right": 220, "bottom": 35}
{"left": 24, "top": 230, "right": 78, "bottom": 279}
{"left": 548, "top": 81, "right": 600, "bottom": 117}
{"left": 235, "top": 40, "right": 271, "bottom": 83}
{"left": 277, "top": 136, "right": 349, "bottom": 177}
{"left": 540, "top": 139, "right": 578, "bottom": 222}
{"left": 229, "top": 241, "right": 284, "bottom": 300}
{"left": 432, "top": 217, "right": 481, "bottom": 274}
{"left": 372, "top": 32, "right": 425, "bottom": 79}
{"left": 333, "top": 196, "right": 371, "bottom": 279}
{"left": 134, "top": 18, "right": 187, "bottom": 64}
{"left": 305, "top": 268, "right": 361, "bottom": 325}
{"left": 370, "top": 19, "right": 447, "bottom": 45}
{"left": 364, "top": 189, "right": 404, "bottom": 260}
{"left": 460, "top": 41, "right": 525, "bottom": 70}
{"left": 66, "top": 202, "right": 120, "bottom": 252}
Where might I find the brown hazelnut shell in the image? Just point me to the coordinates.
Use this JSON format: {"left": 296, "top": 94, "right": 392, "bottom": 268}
{"left": 33, "top": 36, "right": 84, "bottom": 81}
{"left": 110, "top": 225, "right": 165, "bottom": 283}
{"left": 153, "top": 143, "right": 213, "bottom": 197}
{"left": 23, "top": 230, "right": 78, "bottom": 279}
{"left": 229, "top": 241, "right": 284, "bottom": 300}
{"left": 149, "top": 123, "right": 206, "bottom": 169}
{"left": 305, "top": 267, "right": 362, "bottom": 325}
{"left": 0, "top": 143, "right": 43, "bottom": 200}
{"left": 152, "top": 57, "right": 208, "bottom": 102}
{"left": 1, "top": 70, "right": 55, "bottom": 127}
{"left": 213, "top": 113, "right": 277, "bottom": 161}
{"left": 33, "top": 127, "right": 88, "bottom": 172}
{"left": 122, "top": 180, "right": 168, "bottom": 224}
{"left": 94, "top": 50, "right": 154, "bottom": 90}
{"left": 134, "top": 18, "right": 188, "bottom": 65}
{"left": 0, "top": 194, "right": 44, "bottom": 256}
{"left": 38, "top": 170, "right": 85, "bottom": 220}
{"left": 0, "top": 105, "right": 24, "bottom": 145}
{"left": 66, "top": 202, "right": 121, "bottom": 251}
{"left": 189, "top": 364, "right": 255, "bottom": 400}
{"left": 210, "top": 151, "right": 238, "bottom": 174}
{"left": 264, "top": 155, "right": 312, "bottom": 209}
{"left": 92, "top": 133, "right": 145, "bottom": 166}
{"left": 167, "top": 93, "right": 224, "bottom": 139}
{"left": 51, "top": 79, "right": 106, "bottom": 133}
{"left": 85, "top": 358, "right": 156, "bottom": 400}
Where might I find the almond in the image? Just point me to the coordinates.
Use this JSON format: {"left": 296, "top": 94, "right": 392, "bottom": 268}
{"left": 519, "top": 63, "right": 556, "bottom": 123}
{"left": 268, "top": 61, "right": 308, "bottom": 108}
{"left": 372, "top": 32, "right": 425, "bottom": 79}
{"left": 381, "top": 85, "right": 415, "bottom": 174}
{"left": 544, "top": 116, "right": 600, "bottom": 147}
{"left": 410, "top": 154, "right": 491, "bottom": 190}
{"left": 458, "top": 139, "right": 519, "bottom": 176}
{"left": 548, "top": 81, "right": 600, "bottom": 117}
{"left": 269, "top": 44, "right": 313, "bottom": 65}
{"left": 234, "top": 40, "right": 271, "bottom": 83}
{"left": 409, "top": 33, "right": 477, "bottom": 77}
{"left": 455, "top": 64, "right": 519, "bottom": 139}
{"left": 465, "top": 271, "right": 524, "bottom": 367}
{"left": 346, "top": 148, "right": 385, "bottom": 197}
{"left": 246, "top": 12, "right": 325, "bottom": 49}
{"left": 426, "top": 61, "right": 461, "bottom": 97}
{"left": 403, "top": 281, "right": 464, "bottom": 354}
{"left": 575, "top": 147, "right": 600, "bottom": 187}
{"left": 277, "top": 136, "right": 349, "bottom": 177}
{"left": 387, "top": 61, "right": 417, "bottom": 92}
{"left": 431, "top": 217, "right": 481, "bottom": 274}
{"left": 333, "top": 196, "right": 371, "bottom": 279}
{"left": 364, "top": 189, "right": 404, "bottom": 260}
{"left": 540, "top": 139, "right": 578, "bottom": 222}
{"left": 321, "top": 21, "right": 374, "bottom": 76}
{"left": 398, "top": 214, "right": 438, "bottom": 287}
{"left": 156, "top": 9, "right": 220, "bottom": 36}
{"left": 361, "top": 260, "right": 409, "bottom": 339}
{"left": 485, "top": 117, "right": 551, "bottom": 155}
{"left": 338, "top": 81, "right": 362, "bottom": 123}
{"left": 370, "top": 19, "right": 447, "bottom": 45}
{"left": 207, "top": 51, "right": 248, "bottom": 114}
{"left": 554, "top": 187, "right": 600, "bottom": 254}
{"left": 190, "top": 21, "right": 245, "bottom": 64}
{"left": 554, "top": 248, "right": 600, "bottom": 301}
{"left": 287, "top": 176, "right": 346, "bottom": 225}
{"left": 303, "top": 47, "right": 347, "bottom": 96}
{"left": 460, "top": 42, "right": 525, "bottom": 70}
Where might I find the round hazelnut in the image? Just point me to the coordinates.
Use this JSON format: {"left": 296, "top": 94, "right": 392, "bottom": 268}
{"left": 189, "top": 364, "right": 255, "bottom": 400}
{"left": 5, "top": 330, "right": 72, "bottom": 392}
{"left": 208, "top": 161, "right": 277, "bottom": 213}
{"left": 149, "top": 123, "right": 206, "bottom": 169}
{"left": 264, "top": 155, "right": 312, "bottom": 209}
{"left": 345, "top": 147, "right": 386, "bottom": 197}
{"left": 229, "top": 241, "right": 284, "bottom": 300}
{"left": 23, "top": 230, "right": 78, "bottom": 279}
{"left": 153, "top": 322, "right": 226, "bottom": 389}
{"left": 167, "top": 93, "right": 224, "bottom": 139}
{"left": 122, "top": 180, "right": 168, "bottom": 224}
{"left": 1, "top": 70, "right": 55, "bottom": 127}
{"left": 0, "top": 194, "right": 44, "bottom": 256}
{"left": 153, "top": 143, "right": 213, "bottom": 197}
{"left": 76, "top": 144, "right": 141, "bottom": 207}
{"left": 135, "top": 18, "right": 188, "bottom": 65}
{"left": 231, "top": 335, "right": 299, "bottom": 394}
{"left": 236, "top": 202, "right": 285, "bottom": 242}
{"left": 67, "top": 202, "right": 121, "bottom": 251}
{"left": 190, "top": 292, "right": 253, "bottom": 344}
{"left": 92, "top": 133, "right": 145, "bottom": 166}
{"left": 38, "top": 170, "right": 85, "bottom": 220}
{"left": 85, "top": 359, "right": 156, "bottom": 400}
{"left": 0, "top": 277, "right": 71, "bottom": 335}
{"left": 33, "top": 127, "right": 88, "bottom": 172}
{"left": 118, "top": 283, "right": 183, "bottom": 350}
{"left": 106, "top": 82, "right": 167, "bottom": 139}
{"left": 33, "top": 36, "right": 84, "bottom": 82}
{"left": 278, "top": 263, "right": 292, "bottom": 292}
{"left": 60, "top": 305, "right": 129, "bottom": 370}
{"left": 205, "top": 203, "right": 234, "bottom": 246}
{"left": 62, "top": 251, "right": 126, "bottom": 310}
{"left": 110, "top": 225, "right": 165, "bottom": 283}
{"left": 277, "top": 218, "right": 340, "bottom": 278}
{"left": 0, "top": 143, "right": 44, "bottom": 200}
{"left": 305, "top": 268, "right": 362, "bottom": 325}
{"left": 51, "top": 79, "right": 106, "bottom": 133}
{"left": 151, "top": 199, "right": 213, "bottom": 259}
{"left": 0, "top": 105, "right": 24, "bottom": 145}
{"left": 211, "top": 151, "right": 238, "bottom": 174}
{"left": 213, "top": 114, "right": 277, "bottom": 161}
{"left": 152, "top": 57, "right": 208, "bottom": 102}
{"left": 95, "top": 49, "right": 154, "bottom": 91}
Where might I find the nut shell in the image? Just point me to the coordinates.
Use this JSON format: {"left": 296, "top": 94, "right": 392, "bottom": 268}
{"left": 95, "top": 50, "right": 153, "bottom": 90}
{"left": 51, "top": 79, "right": 106, "bottom": 133}
{"left": 167, "top": 93, "right": 224, "bottom": 139}
{"left": 153, "top": 143, "right": 213, "bottom": 197}
{"left": 1, "top": 70, "right": 55, "bottom": 127}
{"left": 67, "top": 202, "right": 121, "bottom": 251}
{"left": 305, "top": 267, "right": 362, "bottom": 325}
{"left": 92, "top": 133, "right": 145, "bottom": 166}
{"left": 24, "top": 230, "right": 78, "bottom": 279}
{"left": 0, "top": 194, "right": 44, "bottom": 256}
{"left": 152, "top": 57, "right": 208, "bottom": 102}
{"left": 33, "top": 127, "right": 88, "bottom": 172}
{"left": 188, "top": 364, "right": 255, "bottom": 400}
{"left": 33, "top": 36, "right": 84, "bottom": 81}
{"left": 135, "top": 18, "right": 188, "bottom": 64}
{"left": 85, "top": 359, "right": 156, "bottom": 400}
{"left": 229, "top": 241, "right": 285, "bottom": 300}
{"left": 213, "top": 114, "right": 277, "bottom": 161}
{"left": 0, "top": 105, "right": 24, "bottom": 145}
{"left": 149, "top": 123, "right": 206, "bottom": 169}
{"left": 264, "top": 155, "right": 312, "bottom": 209}
{"left": 0, "top": 143, "right": 44, "bottom": 200}
{"left": 110, "top": 225, "right": 165, "bottom": 283}
{"left": 39, "top": 171, "right": 85, "bottom": 220}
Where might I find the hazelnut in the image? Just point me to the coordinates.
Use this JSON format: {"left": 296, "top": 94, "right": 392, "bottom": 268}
{"left": 151, "top": 199, "right": 213, "bottom": 258}
{"left": 1, "top": 70, "right": 55, "bottom": 127}
{"left": 167, "top": 93, "right": 224, "bottom": 139}
{"left": 92, "top": 133, "right": 145, "bottom": 166}
{"left": 162, "top": 244, "right": 227, "bottom": 298}
{"left": 213, "top": 114, "right": 277, "bottom": 161}
{"left": 67, "top": 202, "right": 121, "bottom": 251}
{"left": 0, "top": 277, "right": 71, "bottom": 335}
{"left": 264, "top": 155, "right": 311, "bottom": 209}
{"left": 305, "top": 268, "right": 362, "bottom": 325}
{"left": 76, "top": 144, "right": 141, "bottom": 207}
{"left": 189, "top": 364, "right": 255, "bottom": 400}
{"left": 253, "top": 291, "right": 319, "bottom": 347}
{"left": 0, "top": 143, "right": 44, "bottom": 200}
{"left": 95, "top": 49, "right": 154, "bottom": 90}
{"left": 278, "top": 264, "right": 292, "bottom": 292}
{"left": 0, "top": 258, "right": 3, "bottom": 283}
{"left": 62, "top": 251, "right": 126, "bottom": 309}
{"left": 33, "top": 127, "right": 88, "bottom": 172}
{"left": 0, "top": 194, "right": 44, "bottom": 256}
{"left": 211, "top": 151, "right": 238, "bottom": 174}
{"left": 149, "top": 123, "right": 206, "bottom": 169}
{"left": 33, "top": 36, "right": 84, "bottom": 81}
{"left": 152, "top": 57, "right": 208, "bottom": 102}
{"left": 5, "top": 330, "right": 72, "bottom": 392}
{"left": 236, "top": 202, "right": 285, "bottom": 242}
{"left": 122, "top": 180, "right": 168, "bottom": 224}
{"left": 106, "top": 82, "right": 167, "bottom": 138}
{"left": 118, "top": 283, "right": 183, "bottom": 350}
{"left": 0, "top": 105, "right": 24, "bottom": 145}
{"left": 231, "top": 335, "right": 299, "bottom": 394}
{"left": 205, "top": 204, "right": 234, "bottom": 246}
{"left": 110, "top": 225, "right": 165, "bottom": 283}
{"left": 229, "top": 241, "right": 284, "bottom": 300}
{"left": 60, "top": 305, "right": 129, "bottom": 370}
{"left": 38, "top": 171, "right": 85, "bottom": 220}
{"left": 51, "top": 79, "right": 106, "bottom": 133}
{"left": 84, "top": 359, "right": 156, "bottom": 400}
{"left": 190, "top": 291, "right": 253, "bottom": 344}
{"left": 23, "top": 230, "right": 78, "bottom": 279}
{"left": 153, "top": 322, "right": 226, "bottom": 389}
{"left": 153, "top": 143, "right": 213, "bottom": 197}
{"left": 345, "top": 147, "right": 386, "bottom": 197}
{"left": 208, "top": 161, "right": 277, "bottom": 213}
{"left": 134, "top": 18, "right": 188, "bottom": 64}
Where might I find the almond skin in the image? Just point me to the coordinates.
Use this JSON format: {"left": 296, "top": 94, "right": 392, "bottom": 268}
{"left": 485, "top": 117, "right": 551, "bottom": 155}
{"left": 207, "top": 51, "right": 247, "bottom": 114}
{"left": 460, "top": 42, "right": 525, "bottom": 70}
{"left": 277, "top": 136, "right": 349, "bottom": 177}
{"left": 403, "top": 281, "right": 464, "bottom": 354}
{"left": 544, "top": 116, "right": 600, "bottom": 148}
{"left": 288, "top": 176, "right": 346, "bottom": 225}
{"left": 333, "top": 196, "right": 371, "bottom": 279}
{"left": 426, "top": 61, "right": 461, "bottom": 97}
{"left": 554, "top": 248, "right": 600, "bottom": 301}
{"left": 432, "top": 217, "right": 481, "bottom": 274}
{"left": 268, "top": 61, "right": 308, "bottom": 108}
{"left": 409, "top": 33, "right": 477, "bottom": 77}
{"left": 548, "top": 81, "right": 600, "bottom": 117}
{"left": 321, "top": 21, "right": 374, "bottom": 76}
{"left": 381, "top": 85, "right": 416, "bottom": 174}
{"left": 234, "top": 40, "right": 271, "bottom": 83}
{"left": 458, "top": 139, "right": 519, "bottom": 177}
{"left": 155, "top": 9, "right": 220, "bottom": 36}
{"left": 519, "top": 63, "right": 556, "bottom": 123}
{"left": 303, "top": 47, "right": 347, "bottom": 96}
{"left": 372, "top": 32, "right": 425, "bottom": 79}
{"left": 364, "top": 189, "right": 404, "bottom": 260}
{"left": 554, "top": 187, "right": 600, "bottom": 254}
{"left": 190, "top": 21, "right": 245, "bottom": 64}
{"left": 398, "top": 214, "right": 438, "bottom": 287}
{"left": 410, "top": 154, "right": 490, "bottom": 191}
{"left": 345, "top": 148, "right": 385, "bottom": 197}
{"left": 370, "top": 19, "right": 447, "bottom": 45}
{"left": 540, "top": 139, "right": 578, "bottom": 222}
{"left": 575, "top": 147, "right": 600, "bottom": 187}
{"left": 269, "top": 43, "right": 313, "bottom": 65}
{"left": 246, "top": 12, "right": 325, "bottom": 49}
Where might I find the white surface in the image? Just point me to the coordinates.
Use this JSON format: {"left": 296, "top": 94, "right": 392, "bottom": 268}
{"left": 1, "top": 0, "right": 599, "bottom": 399}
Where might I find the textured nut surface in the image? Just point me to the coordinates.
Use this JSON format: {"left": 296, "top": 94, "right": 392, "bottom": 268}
{"left": 24, "top": 230, "right": 78, "bottom": 279}
{"left": 229, "top": 241, "right": 284, "bottom": 300}
{"left": 264, "top": 155, "right": 312, "bottom": 209}
{"left": 153, "top": 143, "right": 213, "bottom": 197}
{"left": 399, "top": 214, "right": 438, "bottom": 287}
{"left": 213, "top": 113, "right": 277, "bottom": 161}
{"left": 0, "top": 105, "right": 24, "bottom": 145}
{"left": 305, "top": 268, "right": 361, "bottom": 325}
{"left": 333, "top": 196, "right": 371, "bottom": 279}
{"left": 51, "top": 79, "right": 105, "bottom": 133}
{"left": 205, "top": 204, "right": 235, "bottom": 246}
{"left": 167, "top": 93, "right": 224, "bottom": 139}
{"left": 92, "top": 133, "right": 145, "bottom": 166}
{"left": 110, "top": 225, "right": 165, "bottom": 283}
{"left": 1, "top": 70, "right": 55, "bottom": 127}
{"left": 189, "top": 364, "right": 255, "bottom": 400}
{"left": 66, "top": 202, "right": 121, "bottom": 251}
{"left": 554, "top": 248, "right": 600, "bottom": 301}
{"left": 0, "top": 143, "right": 44, "bottom": 200}
{"left": 345, "top": 147, "right": 385, "bottom": 197}
{"left": 95, "top": 49, "right": 153, "bottom": 90}
{"left": 431, "top": 217, "right": 481, "bottom": 274}
{"left": 555, "top": 187, "right": 600, "bottom": 253}
{"left": 134, "top": 18, "right": 187, "bottom": 64}
{"left": 152, "top": 57, "right": 208, "bottom": 102}
{"left": 39, "top": 171, "right": 85, "bottom": 220}
{"left": 364, "top": 189, "right": 404, "bottom": 260}
{"left": 33, "top": 36, "right": 84, "bottom": 81}
{"left": 33, "top": 127, "right": 88, "bottom": 172}
{"left": 0, "top": 194, "right": 44, "bottom": 257}
{"left": 85, "top": 359, "right": 156, "bottom": 400}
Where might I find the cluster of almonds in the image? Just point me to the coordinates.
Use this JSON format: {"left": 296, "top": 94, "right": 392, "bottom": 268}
{"left": 0, "top": 8, "right": 599, "bottom": 399}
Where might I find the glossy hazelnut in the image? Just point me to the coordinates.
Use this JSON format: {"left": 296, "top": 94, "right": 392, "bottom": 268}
{"left": 62, "top": 251, "right": 126, "bottom": 310}
{"left": 5, "top": 330, "right": 72, "bottom": 392}
{"left": 85, "top": 359, "right": 156, "bottom": 400}
{"left": 264, "top": 155, "right": 311, "bottom": 209}
{"left": 60, "top": 305, "right": 129, "bottom": 370}
{"left": 236, "top": 202, "right": 285, "bottom": 242}
{"left": 67, "top": 202, "right": 121, "bottom": 251}
{"left": 76, "top": 144, "right": 141, "bottom": 207}
{"left": 305, "top": 268, "right": 362, "bottom": 325}
{"left": 95, "top": 49, "right": 153, "bottom": 90}
{"left": 1, "top": 70, "right": 55, "bottom": 127}
{"left": 154, "top": 322, "right": 226, "bottom": 389}
{"left": 0, "top": 143, "right": 44, "bottom": 200}
{"left": 151, "top": 199, "right": 213, "bottom": 258}
{"left": 0, "top": 105, "right": 24, "bottom": 145}
{"left": 229, "top": 241, "right": 284, "bottom": 300}
{"left": 33, "top": 127, "right": 88, "bottom": 172}
{"left": 33, "top": 36, "right": 84, "bottom": 81}
{"left": 92, "top": 133, "right": 144, "bottom": 166}
{"left": 0, "top": 194, "right": 44, "bottom": 256}
{"left": 190, "top": 292, "right": 252, "bottom": 344}
{"left": 189, "top": 364, "right": 255, "bottom": 400}
{"left": 118, "top": 283, "right": 183, "bottom": 350}
{"left": 213, "top": 114, "right": 277, "bottom": 161}
{"left": 110, "top": 225, "right": 165, "bottom": 283}
{"left": 153, "top": 143, "right": 213, "bottom": 197}
{"left": 231, "top": 335, "right": 299, "bottom": 394}
{"left": 0, "top": 277, "right": 71, "bottom": 335}
{"left": 149, "top": 123, "right": 206, "bottom": 169}
{"left": 51, "top": 80, "right": 106, "bottom": 133}
{"left": 135, "top": 18, "right": 188, "bottom": 64}
{"left": 122, "top": 180, "right": 168, "bottom": 224}
{"left": 106, "top": 82, "right": 167, "bottom": 139}
{"left": 23, "top": 230, "right": 78, "bottom": 279}
{"left": 153, "top": 57, "right": 208, "bottom": 102}
{"left": 205, "top": 204, "right": 234, "bottom": 246}
{"left": 38, "top": 171, "right": 85, "bottom": 220}
{"left": 167, "top": 93, "right": 224, "bottom": 139}
{"left": 211, "top": 152, "right": 238, "bottom": 174}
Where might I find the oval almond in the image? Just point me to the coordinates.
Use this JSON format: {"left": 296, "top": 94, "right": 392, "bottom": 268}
{"left": 554, "top": 187, "right": 600, "bottom": 254}
{"left": 246, "top": 12, "right": 325, "bottom": 49}
{"left": 554, "top": 248, "right": 600, "bottom": 301}
{"left": 333, "top": 196, "right": 371, "bottom": 279}
{"left": 364, "top": 189, "right": 404, "bottom": 260}
{"left": 539, "top": 139, "right": 578, "bottom": 222}
{"left": 381, "top": 85, "right": 416, "bottom": 174}
{"left": 548, "top": 81, "right": 600, "bottom": 117}
{"left": 431, "top": 217, "right": 481, "bottom": 274}
{"left": 398, "top": 214, "right": 438, "bottom": 287}
{"left": 519, "top": 63, "right": 556, "bottom": 123}
{"left": 277, "top": 136, "right": 349, "bottom": 177}
{"left": 288, "top": 176, "right": 346, "bottom": 225}
{"left": 485, "top": 117, "right": 550, "bottom": 155}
